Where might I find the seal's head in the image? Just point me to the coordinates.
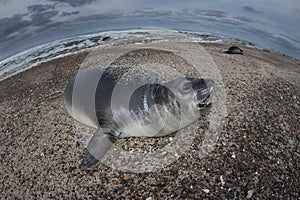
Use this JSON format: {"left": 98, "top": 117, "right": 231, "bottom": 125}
{"left": 164, "top": 77, "right": 214, "bottom": 112}
{"left": 184, "top": 77, "right": 214, "bottom": 110}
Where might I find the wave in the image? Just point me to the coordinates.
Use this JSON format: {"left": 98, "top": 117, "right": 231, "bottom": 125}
{"left": 0, "top": 28, "right": 256, "bottom": 81}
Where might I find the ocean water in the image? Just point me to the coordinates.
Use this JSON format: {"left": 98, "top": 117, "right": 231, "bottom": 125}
{"left": 0, "top": 1, "right": 299, "bottom": 80}
{"left": 0, "top": 28, "right": 254, "bottom": 81}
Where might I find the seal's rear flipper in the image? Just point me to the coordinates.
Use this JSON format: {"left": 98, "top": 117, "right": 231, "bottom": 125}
{"left": 80, "top": 129, "right": 116, "bottom": 169}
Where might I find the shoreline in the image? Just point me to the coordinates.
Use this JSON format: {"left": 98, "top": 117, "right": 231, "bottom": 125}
{"left": 0, "top": 41, "right": 299, "bottom": 199}
{"left": 2, "top": 29, "right": 299, "bottom": 82}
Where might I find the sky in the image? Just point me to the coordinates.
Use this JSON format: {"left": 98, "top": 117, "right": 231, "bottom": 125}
{"left": 0, "top": 0, "right": 300, "bottom": 60}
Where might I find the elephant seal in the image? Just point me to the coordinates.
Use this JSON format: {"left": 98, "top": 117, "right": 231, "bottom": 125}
{"left": 224, "top": 46, "right": 243, "bottom": 55}
{"left": 64, "top": 67, "right": 214, "bottom": 169}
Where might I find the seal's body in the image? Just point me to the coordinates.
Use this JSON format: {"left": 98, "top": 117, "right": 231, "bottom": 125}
{"left": 64, "top": 67, "right": 213, "bottom": 169}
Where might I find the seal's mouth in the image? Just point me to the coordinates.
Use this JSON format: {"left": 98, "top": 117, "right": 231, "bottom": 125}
{"left": 197, "top": 94, "right": 212, "bottom": 110}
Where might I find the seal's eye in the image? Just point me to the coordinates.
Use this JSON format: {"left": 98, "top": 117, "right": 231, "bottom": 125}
{"left": 182, "top": 82, "right": 192, "bottom": 91}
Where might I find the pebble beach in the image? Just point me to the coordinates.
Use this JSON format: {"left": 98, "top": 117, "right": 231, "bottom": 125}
{"left": 0, "top": 40, "right": 299, "bottom": 199}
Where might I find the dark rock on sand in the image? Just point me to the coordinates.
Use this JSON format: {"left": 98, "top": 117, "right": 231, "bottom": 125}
{"left": 224, "top": 46, "right": 243, "bottom": 55}
{"left": 102, "top": 36, "right": 111, "bottom": 41}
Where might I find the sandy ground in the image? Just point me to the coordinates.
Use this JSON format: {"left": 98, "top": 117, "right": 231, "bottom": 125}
{"left": 0, "top": 41, "right": 299, "bottom": 199}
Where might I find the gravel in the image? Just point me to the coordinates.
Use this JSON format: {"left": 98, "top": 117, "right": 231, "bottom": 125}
{"left": 0, "top": 41, "right": 299, "bottom": 199}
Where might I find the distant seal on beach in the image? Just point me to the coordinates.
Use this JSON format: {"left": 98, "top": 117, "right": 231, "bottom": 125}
{"left": 224, "top": 46, "right": 243, "bottom": 55}
{"left": 64, "top": 67, "right": 214, "bottom": 169}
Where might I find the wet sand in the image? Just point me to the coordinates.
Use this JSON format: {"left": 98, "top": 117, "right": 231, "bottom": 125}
{"left": 0, "top": 42, "right": 299, "bottom": 199}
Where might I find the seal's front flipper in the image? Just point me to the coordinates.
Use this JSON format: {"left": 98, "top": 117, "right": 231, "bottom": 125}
{"left": 80, "top": 129, "right": 116, "bottom": 169}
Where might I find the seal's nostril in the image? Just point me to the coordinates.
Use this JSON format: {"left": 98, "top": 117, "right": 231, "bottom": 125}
{"left": 201, "top": 89, "right": 208, "bottom": 95}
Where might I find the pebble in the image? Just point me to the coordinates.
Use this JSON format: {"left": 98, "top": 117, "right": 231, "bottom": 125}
{"left": 224, "top": 181, "right": 234, "bottom": 188}
{"left": 181, "top": 178, "right": 189, "bottom": 184}
{"left": 220, "top": 176, "right": 225, "bottom": 185}
{"left": 246, "top": 189, "right": 255, "bottom": 199}
{"left": 68, "top": 166, "right": 75, "bottom": 172}
{"left": 241, "top": 161, "right": 249, "bottom": 167}
{"left": 123, "top": 175, "right": 131, "bottom": 181}
{"left": 202, "top": 189, "right": 210, "bottom": 193}
{"left": 175, "top": 153, "right": 180, "bottom": 157}
{"left": 161, "top": 151, "right": 168, "bottom": 156}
